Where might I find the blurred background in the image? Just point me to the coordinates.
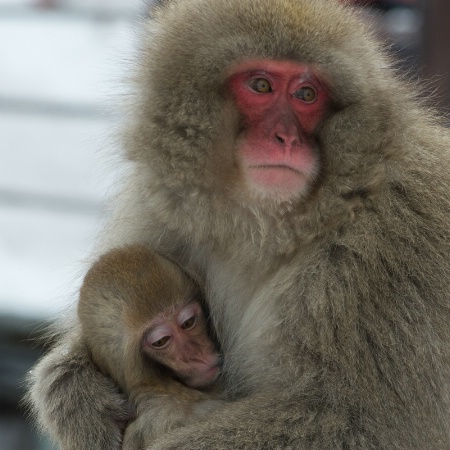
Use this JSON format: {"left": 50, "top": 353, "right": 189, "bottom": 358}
{"left": 0, "top": 0, "right": 448, "bottom": 448}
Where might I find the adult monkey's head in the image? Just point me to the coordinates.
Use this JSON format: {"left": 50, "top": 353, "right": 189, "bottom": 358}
{"left": 126, "top": 0, "right": 398, "bottom": 214}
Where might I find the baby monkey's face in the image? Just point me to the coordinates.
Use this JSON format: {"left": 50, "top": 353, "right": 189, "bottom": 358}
{"left": 143, "top": 301, "right": 221, "bottom": 389}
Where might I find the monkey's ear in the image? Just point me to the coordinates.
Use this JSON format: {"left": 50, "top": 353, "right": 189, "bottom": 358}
{"left": 149, "top": 0, "right": 175, "bottom": 17}
{"left": 338, "top": 0, "right": 363, "bottom": 7}
{"left": 153, "top": 0, "right": 175, "bottom": 8}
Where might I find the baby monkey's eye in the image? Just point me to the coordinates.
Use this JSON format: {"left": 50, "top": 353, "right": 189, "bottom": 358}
{"left": 150, "top": 336, "right": 171, "bottom": 348}
{"left": 249, "top": 78, "right": 272, "bottom": 93}
{"left": 181, "top": 315, "right": 197, "bottom": 330}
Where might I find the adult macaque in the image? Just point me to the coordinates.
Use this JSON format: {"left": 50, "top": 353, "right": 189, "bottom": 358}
{"left": 28, "top": 0, "right": 450, "bottom": 449}
{"left": 78, "top": 245, "right": 222, "bottom": 449}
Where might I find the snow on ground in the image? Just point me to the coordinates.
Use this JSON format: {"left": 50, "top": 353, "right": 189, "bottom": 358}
{"left": 0, "top": 112, "right": 115, "bottom": 318}
{"left": 1, "top": 112, "right": 117, "bottom": 199}
{"left": 0, "top": 9, "right": 135, "bottom": 105}
{"left": 0, "top": 6, "right": 137, "bottom": 318}
{"left": 1, "top": 203, "right": 101, "bottom": 318}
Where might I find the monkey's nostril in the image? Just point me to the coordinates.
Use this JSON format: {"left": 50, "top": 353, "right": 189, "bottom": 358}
{"left": 276, "top": 135, "right": 285, "bottom": 144}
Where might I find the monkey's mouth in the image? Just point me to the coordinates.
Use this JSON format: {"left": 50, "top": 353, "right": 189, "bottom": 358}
{"left": 247, "top": 164, "right": 310, "bottom": 195}
{"left": 187, "top": 364, "right": 221, "bottom": 389}
{"left": 251, "top": 164, "right": 302, "bottom": 174}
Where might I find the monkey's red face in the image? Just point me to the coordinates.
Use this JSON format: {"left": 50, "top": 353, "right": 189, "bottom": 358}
{"left": 143, "top": 302, "right": 221, "bottom": 389}
{"left": 228, "top": 60, "right": 329, "bottom": 200}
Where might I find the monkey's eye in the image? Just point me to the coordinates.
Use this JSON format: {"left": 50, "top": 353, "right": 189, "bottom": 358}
{"left": 178, "top": 303, "right": 202, "bottom": 330}
{"left": 150, "top": 335, "right": 171, "bottom": 348}
{"left": 293, "top": 86, "right": 317, "bottom": 103}
{"left": 181, "top": 315, "right": 197, "bottom": 330}
{"left": 146, "top": 327, "right": 173, "bottom": 349}
{"left": 249, "top": 78, "right": 272, "bottom": 94}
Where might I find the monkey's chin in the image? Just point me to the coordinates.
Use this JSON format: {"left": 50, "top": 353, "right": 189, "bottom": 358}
{"left": 186, "top": 365, "right": 221, "bottom": 389}
{"left": 246, "top": 166, "right": 310, "bottom": 200}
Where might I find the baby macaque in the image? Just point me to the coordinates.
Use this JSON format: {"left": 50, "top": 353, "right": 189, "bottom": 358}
{"left": 78, "top": 244, "right": 223, "bottom": 449}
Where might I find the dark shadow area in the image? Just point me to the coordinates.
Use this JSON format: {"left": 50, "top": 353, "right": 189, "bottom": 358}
{"left": 0, "top": 315, "right": 56, "bottom": 449}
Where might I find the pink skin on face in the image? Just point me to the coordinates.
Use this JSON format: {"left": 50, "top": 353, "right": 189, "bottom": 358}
{"left": 144, "top": 302, "right": 221, "bottom": 389}
{"left": 227, "top": 60, "right": 329, "bottom": 199}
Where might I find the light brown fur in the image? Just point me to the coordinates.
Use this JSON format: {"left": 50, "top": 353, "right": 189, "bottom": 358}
{"left": 28, "top": 1, "right": 450, "bottom": 449}
{"left": 78, "top": 245, "right": 223, "bottom": 449}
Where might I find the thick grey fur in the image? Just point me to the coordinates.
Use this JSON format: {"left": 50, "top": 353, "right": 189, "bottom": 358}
{"left": 27, "top": 0, "right": 450, "bottom": 448}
